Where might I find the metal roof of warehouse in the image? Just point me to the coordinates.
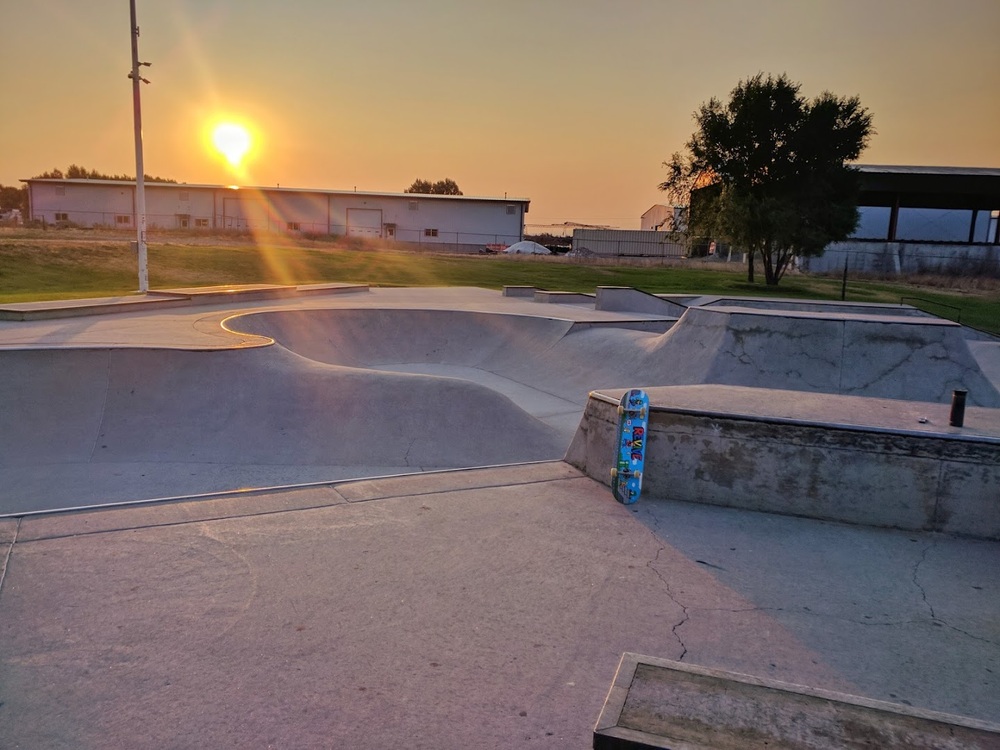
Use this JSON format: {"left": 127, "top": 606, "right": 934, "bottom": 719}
{"left": 19, "top": 178, "right": 530, "bottom": 204}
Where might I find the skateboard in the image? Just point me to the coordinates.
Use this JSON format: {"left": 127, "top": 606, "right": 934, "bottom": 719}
{"left": 611, "top": 388, "right": 649, "bottom": 504}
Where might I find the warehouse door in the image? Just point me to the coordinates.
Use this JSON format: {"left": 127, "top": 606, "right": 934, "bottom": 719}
{"left": 347, "top": 208, "right": 382, "bottom": 238}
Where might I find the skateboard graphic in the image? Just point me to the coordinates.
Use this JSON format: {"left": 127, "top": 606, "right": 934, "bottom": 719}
{"left": 611, "top": 389, "right": 649, "bottom": 504}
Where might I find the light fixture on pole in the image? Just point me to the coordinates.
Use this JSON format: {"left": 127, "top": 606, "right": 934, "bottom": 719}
{"left": 129, "top": 0, "right": 151, "bottom": 293}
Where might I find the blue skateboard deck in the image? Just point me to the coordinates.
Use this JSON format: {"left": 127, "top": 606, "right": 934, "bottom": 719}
{"left": 611, "top": 389, "right": 649, "bottom": 504}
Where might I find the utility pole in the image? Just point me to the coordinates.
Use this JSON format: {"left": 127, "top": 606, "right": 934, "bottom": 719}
{"left": 129, "top": 0, "right": 151, "bottom": 293}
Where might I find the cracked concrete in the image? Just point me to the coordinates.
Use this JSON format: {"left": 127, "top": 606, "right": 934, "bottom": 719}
{"left": 635, "top": 498, "right": 1000, "bottom": 721}
{"left": 0, "top": 467, "right": 743, "bottom": 747}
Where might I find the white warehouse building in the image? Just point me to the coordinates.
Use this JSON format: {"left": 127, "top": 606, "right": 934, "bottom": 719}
{"left": 22, "top": 178, "right": 530, "bottom": 252}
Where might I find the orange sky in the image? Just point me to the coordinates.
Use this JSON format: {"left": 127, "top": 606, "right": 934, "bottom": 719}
{"left": 2, "top": 0, "right": 998, "bottom": 230}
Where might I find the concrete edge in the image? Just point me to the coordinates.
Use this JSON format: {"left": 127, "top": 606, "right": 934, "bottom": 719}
{"left": 0, "top": 283, "right": 370, "bottom": 321}
{"left": 4, "top": 461, "right": 581, "bottom": 541}
{"left": 594, "top": 653, "right": 1000, "bottom": 749}
{"left": 587, "top": 389, "right": 1000, "bottom": 445}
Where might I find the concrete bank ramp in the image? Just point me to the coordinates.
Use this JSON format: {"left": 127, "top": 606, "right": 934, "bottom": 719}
{"left": 0, "top": 345, "right": 564, "bottom": 512}
{"left": 232, "top": 307, "right": 653, "bottom": 407}
{"left": 643, "top": 305, "right": 1000, "bottom": 406}
{"left": 6, "top": 302, "right": 997, "bottom": 512}
{"left": 234, "top": 305, "right": 1000, "bottom": 407}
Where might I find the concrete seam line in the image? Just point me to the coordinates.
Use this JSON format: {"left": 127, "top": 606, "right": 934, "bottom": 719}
{"left": 12, "top": 477, "right": 592, "bottom": 544}
{"left": 838, "top": 318, "right": 848, "bottom": 394}
{"left": 341, "top": 475, "right": 591, "bottom": 505}
{"left": 11, "top": 502, "right": 351, "bottom": 544}
{"left": 932, "top": 458, "right": 947, "bottom": 531}
{"left": 0, "top": 461, "right": 568, "bottom": 520}
{"left": 87, "top": 349, "right": 113, "bottom": 462}
{"left": 0, "top": 518, "right": 21, "bottom": 601}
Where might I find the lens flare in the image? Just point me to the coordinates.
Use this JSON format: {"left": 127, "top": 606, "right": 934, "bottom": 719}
{"left": 211, "top": 122, "right": 252, "bottom": 168}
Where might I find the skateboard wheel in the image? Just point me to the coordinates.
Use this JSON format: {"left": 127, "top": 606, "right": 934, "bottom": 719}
{"left": 634, "top": 470, "right": 642, "bottom": 480}
{"left": 639, "top": 408, "right": 647, "bottom": 419}
{"left": 617, "top": 405, "right": 624, "bottom": 416}
{"left": 611, "top": 468, "right": 618, "bottom": 479}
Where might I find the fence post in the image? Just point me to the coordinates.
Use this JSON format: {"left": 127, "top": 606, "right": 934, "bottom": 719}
{"left": 840, "top": 252, "right": 849, "bottom": 301}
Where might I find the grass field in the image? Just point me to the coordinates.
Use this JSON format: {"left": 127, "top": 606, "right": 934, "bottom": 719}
{"left": 2, "top": 228, "right": 999, "bottom": 335}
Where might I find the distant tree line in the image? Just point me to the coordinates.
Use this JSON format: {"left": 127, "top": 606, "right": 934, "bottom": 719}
{"left": 404, "top": 178, "right": 463, "bottom": 195}
{"left": 32, "top": 164, "right": 178, "bottom": 183}
{"left": 1, "top": 165, "right": 180, "bottom": 218}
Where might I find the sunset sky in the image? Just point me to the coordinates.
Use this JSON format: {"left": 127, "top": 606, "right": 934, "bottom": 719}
{"left": 2, "top": 0, "right": 998, "bottom": 230}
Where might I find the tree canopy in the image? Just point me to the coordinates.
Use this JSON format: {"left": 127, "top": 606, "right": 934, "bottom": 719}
{"left": 0, "top": 185, "right": 25, "bottom": 213}
{"left": 404, "top": 178, "right": 463, "bottom": 195}
{"left": 660, "top": 73, "right": 873, "bottom": 285}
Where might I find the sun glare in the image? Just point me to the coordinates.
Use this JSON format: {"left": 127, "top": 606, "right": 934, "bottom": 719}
{"left": 211, "top": 122, "right": 253, "bottom": 168}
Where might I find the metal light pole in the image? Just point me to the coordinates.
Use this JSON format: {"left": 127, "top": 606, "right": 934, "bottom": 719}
{"left": 129, "top": 0, "right": 151, "bottom": 292}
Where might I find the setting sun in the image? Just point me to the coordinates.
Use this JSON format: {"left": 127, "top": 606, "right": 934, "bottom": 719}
{"left": 211, "top": 122, "right": 252, "bottom": 168}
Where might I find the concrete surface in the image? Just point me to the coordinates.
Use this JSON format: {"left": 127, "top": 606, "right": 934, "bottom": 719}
{"left": 567, "top": 385, "right": 1000, "bottom": 538}
{"left": 0, "top": 285, "right": 998, "bottom": 748}
{"left": 0, "top": 287, "right": 673, "bottom": 512}
{"left": 3, "top": 286, "right": 996, "bottom": 514}
{"left": 644, "top": 305, "right": 1000, "bottom": 407}
{"left": 595, "top": 655, "right": 1000, "bottom": 749}
{"left": 1, "top": 464, "right": 998, "bottom": 749}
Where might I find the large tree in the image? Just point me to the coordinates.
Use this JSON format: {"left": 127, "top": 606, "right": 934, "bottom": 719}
{"left": 404, "top": 178, "right": 463, "bottom": 195}
{"left": 660, "top": 73, "right": 873, "bottom": 285}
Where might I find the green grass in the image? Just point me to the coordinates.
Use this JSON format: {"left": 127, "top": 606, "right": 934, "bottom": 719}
{"left": 2, "top": 231, "right": 998, "bottom": 335}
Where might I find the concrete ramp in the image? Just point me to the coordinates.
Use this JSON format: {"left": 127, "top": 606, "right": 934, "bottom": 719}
{"left": 0, "top": 345, "right": 564, "bottom": 512}
{"left": 5, "top": 297, "right": 998, "bottom": 513}
{"left": 644, "top": 306, "right": 1000, "bottom": 406}
{"left": 233, "top": 307, "right": 656, "bottom": 415}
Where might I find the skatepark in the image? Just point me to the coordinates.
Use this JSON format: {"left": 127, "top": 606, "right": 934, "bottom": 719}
{"left": 1, "top": 284, "right": 999, "bottom": 747}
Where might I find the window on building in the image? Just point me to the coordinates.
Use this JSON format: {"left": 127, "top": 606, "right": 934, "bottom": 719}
{"left": 195, "top": 218, "right": 209, "bottom": 228}
{"left": 409, "top": 201, "right": 418, "bottom": 211}
{"left": 54, "top": 212, "right": 68, "bottom": 221}
{"left": 424, "top": 228, "right": 438, "bottom": 237}
{"left": 179, "top": 191, "right": 190, "bottom": 201}
{"left": 287, "top": 221, "right": 301, "bottom": 231}
{"left": 506, "top": 205, "right": 517, "bottom": 215}
{"left": 55, "top": 186, "right": 66, "bottom": 196}
{"left": 116, "top": 215, "right": 131, "bottom": 225}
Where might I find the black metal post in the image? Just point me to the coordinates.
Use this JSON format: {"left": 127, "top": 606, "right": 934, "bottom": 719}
{"left": 841, "top": 253, "right": 849, "bottom": 301}
{"left": 949, "top": 389, "right": 968, "bottom": 428}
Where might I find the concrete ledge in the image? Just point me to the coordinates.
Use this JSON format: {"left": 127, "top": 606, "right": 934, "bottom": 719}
{"left": 293, "top": 283, "right": 369, "bottom": 296}
{"left": 0, "top": 283, "right": 369, "bottom": 321}
{"left": 154, "top": 284, "right": 318, "bottom": 304}
{"left": 0, "top": 294, "right": 191, "bottom": 320}
{"left": 533, "top": 290, "right": 596, "bottom": 304}
{"left": 704, "top": 297, "right": 930, "bottom": 317}
{"left": 594, "top": 653, "right": 1000, "bottom": 749}
{"left": 502, "top": 285, "right": 536, "bottom": 297}
{"left": 568, "top": 319, "right": 676, "bottom": 334}
{"left": 596, "top": 286, "right": 690, "bottom": 316}
{"left": 566, "top": 385, "right": 1000, "bottom": 539}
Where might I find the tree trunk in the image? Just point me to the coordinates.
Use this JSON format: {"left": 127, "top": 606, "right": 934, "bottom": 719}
{"left": 762, "top": 245, "right": 778, "bottom": 285}
{"left": 746, "top": 248, "right": 755, "bottom": 283}
{"left": 771, "top": 247, "right": 793, "bottom": 285}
